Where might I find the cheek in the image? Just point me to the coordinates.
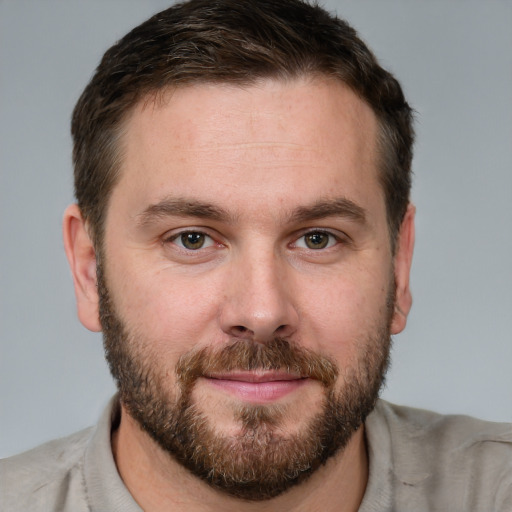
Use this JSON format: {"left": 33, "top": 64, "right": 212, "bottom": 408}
{"left": 299, "top": 267, "right": 392, "bottom": 355}
{"left": 111, "top": 263, "right": 223, "bottom": 343}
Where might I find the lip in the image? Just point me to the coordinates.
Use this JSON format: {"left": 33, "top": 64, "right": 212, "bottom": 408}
{"left": 202, "top": 371, "right": 308, "bottom": 403}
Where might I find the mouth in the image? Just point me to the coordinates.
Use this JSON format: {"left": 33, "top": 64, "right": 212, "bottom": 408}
{"left": 202, "top": 371, "right": 309, "bottom": 403}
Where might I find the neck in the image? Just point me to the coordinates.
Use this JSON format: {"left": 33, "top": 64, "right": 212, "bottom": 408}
{"left": 112, "top": 405, "right": 369, "bottom": 512}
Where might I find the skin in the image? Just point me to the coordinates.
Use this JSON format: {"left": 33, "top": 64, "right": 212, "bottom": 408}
{"left": 63, "top": 78, "right": 415, "bottom": 511}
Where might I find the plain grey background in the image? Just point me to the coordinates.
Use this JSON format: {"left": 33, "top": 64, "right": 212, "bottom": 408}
{"left": 1, "top": 0, "right": 511, "bottom": 459}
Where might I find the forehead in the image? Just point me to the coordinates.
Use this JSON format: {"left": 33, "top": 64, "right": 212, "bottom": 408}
{"left": 112, "top": 78, "right": 383, "bottom": 223}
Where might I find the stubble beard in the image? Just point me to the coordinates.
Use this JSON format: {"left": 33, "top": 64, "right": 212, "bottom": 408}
{"left": 97, "top": 261, "right": 394, "bottom": 501}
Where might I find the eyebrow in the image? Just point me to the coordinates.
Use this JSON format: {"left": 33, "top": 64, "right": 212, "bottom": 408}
{"left": 136, "top": 196, "right": 367, "bottom": 227}
{"left": 290, "top": 198, "right": 367, "bottom": 225}
{"left": 136, "top": 198, "right": 232, "bottom": 227}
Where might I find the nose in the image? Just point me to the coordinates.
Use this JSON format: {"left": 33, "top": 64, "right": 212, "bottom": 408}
{"left": 219, "top": 250, "right": 299, "bottom": 343}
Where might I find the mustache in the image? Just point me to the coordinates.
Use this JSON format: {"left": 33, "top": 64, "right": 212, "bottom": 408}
{"left": 175, "top": 337, "right": 339, "bottom": 388}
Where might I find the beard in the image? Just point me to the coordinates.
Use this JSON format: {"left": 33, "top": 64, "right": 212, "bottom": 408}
{"left": 97, "top": 261, "right": 394, "bottom": 501}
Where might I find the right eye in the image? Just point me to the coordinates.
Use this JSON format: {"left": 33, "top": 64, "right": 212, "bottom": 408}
{"left": 170, "top": 231, "right": 215, "bottom": 250}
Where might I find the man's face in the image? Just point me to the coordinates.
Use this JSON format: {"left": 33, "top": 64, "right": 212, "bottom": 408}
{"left": 90, "top": 79, "right": 411, "bottom": 499}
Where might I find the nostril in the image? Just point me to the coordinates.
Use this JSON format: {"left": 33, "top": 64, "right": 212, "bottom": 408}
{"left": 232, "top": 325, "right": 251, "bottom": 336}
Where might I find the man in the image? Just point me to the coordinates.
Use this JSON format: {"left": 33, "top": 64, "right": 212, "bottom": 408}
{"left": 1, "top": 0, "right": 511, "bottom": 510}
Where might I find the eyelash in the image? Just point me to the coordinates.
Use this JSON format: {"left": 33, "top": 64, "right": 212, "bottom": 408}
{"left": 164, "top": 230, "right": 217, "bottom": 251}
{"left": 164, "top": 229, "right": 345, "bottom": 252}
{"left": 291, "top": 230, "right": 342, "bottom": 250}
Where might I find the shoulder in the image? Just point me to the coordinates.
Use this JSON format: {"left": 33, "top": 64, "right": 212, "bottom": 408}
{"left": 373, "top": 399, "right": 512, "bottom": 453}
{"left": 0, "top": 427, "right": 94, "bottom": 512}
{"left": 374, "top": 399, "right": 512, "bottom": 440}
{"left": 365, "top": 400, "right": 512, "bottom": 510}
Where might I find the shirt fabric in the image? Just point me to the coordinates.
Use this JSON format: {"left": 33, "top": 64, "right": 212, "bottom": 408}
{"left": 1, "top": 396, "right": 511, "bottom": 511}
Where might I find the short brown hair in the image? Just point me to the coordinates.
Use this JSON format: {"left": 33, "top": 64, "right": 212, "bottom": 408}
{"left": 72, "top": 0, "right": 414, "bottom": 248}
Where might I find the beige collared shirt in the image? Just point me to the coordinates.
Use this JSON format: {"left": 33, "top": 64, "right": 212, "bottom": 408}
{"left": 2, "top": 397, "right": 511, "bottom": 511}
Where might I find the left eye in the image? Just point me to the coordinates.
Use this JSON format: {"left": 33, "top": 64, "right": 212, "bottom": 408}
{"left": 172, "top": 231, "right": 215, "bottom": 250}
{"left": 295, "top": 231, "right": 337, "bottom": 250}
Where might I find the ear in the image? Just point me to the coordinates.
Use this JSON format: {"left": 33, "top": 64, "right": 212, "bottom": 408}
{"left": 63, "top": 204, "right": 102, "bottom": 332}
{"left": 390, "top": 203, "right": 415, "bottom": 335}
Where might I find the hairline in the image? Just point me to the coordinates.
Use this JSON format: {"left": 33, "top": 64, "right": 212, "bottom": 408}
{"left": 88, "top": 73, "right": 403, "bottom": 254}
